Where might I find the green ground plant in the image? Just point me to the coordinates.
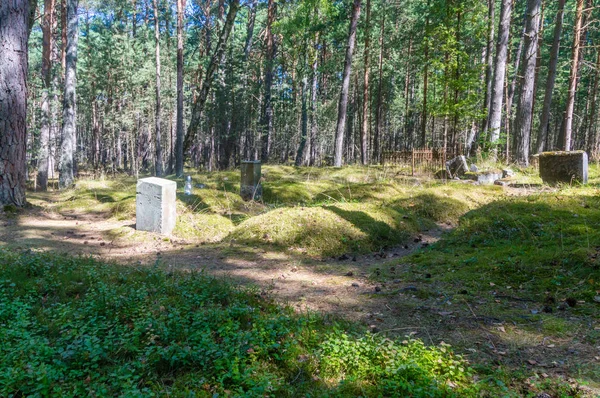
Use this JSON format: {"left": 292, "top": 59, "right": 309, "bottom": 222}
{"left": 0, "top": 249, "right": 476, "bottom": 397}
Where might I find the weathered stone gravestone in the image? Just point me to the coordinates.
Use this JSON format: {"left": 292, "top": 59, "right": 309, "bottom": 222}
{"left": 136, "top": 177, "right": 177, "bottom": 234}
{"left": 240, "top": 161, "right": 262, "bottom": 201}
{"left": 466, "top": 170, "right": 502, "bottom": 185}
{"left": 539, "top": 151, "right": 588, "bottom": 185}
{"left": 446, "top": 156, "right": 468, "bottom": 178}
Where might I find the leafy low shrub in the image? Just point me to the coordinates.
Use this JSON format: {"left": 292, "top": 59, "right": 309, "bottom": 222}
{"left": 0, "top": 249, "right": 477, "bottom": 396}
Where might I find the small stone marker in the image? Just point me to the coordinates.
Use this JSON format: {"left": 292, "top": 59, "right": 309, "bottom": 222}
{"left": 466, "top": 170, "right": 502, "bottom": 185}
{"left": 502, "top": 169, "right": 515, "bottom": 178}
{"left": 446, "top": 156, "right": 468, "bottom": 178}
{"left": 136, "top": 177, "right": 177, "bottom": 234}
{"left": 240, "top": 161, "right": 262, "bottom": 201}
{"left": 539, "top": 151, "right": 588, "bottom": 185}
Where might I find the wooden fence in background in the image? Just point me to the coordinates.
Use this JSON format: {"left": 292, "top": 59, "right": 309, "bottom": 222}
{"left": 382, "top": 147, "right": 463, "bottom": 176}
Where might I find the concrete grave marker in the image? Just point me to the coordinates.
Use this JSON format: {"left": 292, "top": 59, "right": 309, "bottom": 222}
{"left": 539, "top": 151, "right": 588, "bottom": 185}
{"left": 136, "top": 177, "right": 177, "bottom": 234}
{"left": 240, "top": 161, "right": 262, "bottom": 201}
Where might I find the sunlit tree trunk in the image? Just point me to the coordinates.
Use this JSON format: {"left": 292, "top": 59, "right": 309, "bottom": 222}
{"left": 38, "top": 0, "right": 56, "bottom": 191}
{"left": 487, "top": 0, "right": 512, "bottom": 158}
{"left": 373, "top": 10, "right": 385, "bottom": 163}
{"left": 260, "top": 0, "right": 276, "bottom": 162}
{"left": 421, "top": 0, "right": 430, "bottom": 148}
{"left": 360, "top": 0, "right": 370, "bottom": 165}
{"left": 0, "top": 0, "right": 31, "bottom": 205}
{"left": 333, "top": 0, "right": 361, "bottom": 167}
{"left": 536, "top": 0, "right": 565, "bottom": 153}
{"left": 513, "top": 0, "right": 541, "bottom": 166}
{"left": 562, "top": 0, "right": 584, "bottom": 151}
{"left": 481, "top": 0, "right": 495, "bottom": 136}
{"left": 59, "top": 0, "right": 78, "bottom": 189}
{"left": 152, "top": 0, "right": 163, "bottom": 176}
{"left": 175, "top": 0, "right": 186, "bottom": 177}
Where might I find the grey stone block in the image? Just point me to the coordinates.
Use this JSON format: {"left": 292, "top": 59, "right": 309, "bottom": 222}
{"left": 241, "top": 161, "right": 262, "bottom": 201}
{"left": 446, "top": 156, "right": 468, "bottom": 178}
{"left": 466, "top": 171, "right": 502, "bottom": 185}
{"left": 136, "top": 177, "right": 177, "bottom": 234}
{"left": 539, "top": 151, "right": 588, "bottom": 185}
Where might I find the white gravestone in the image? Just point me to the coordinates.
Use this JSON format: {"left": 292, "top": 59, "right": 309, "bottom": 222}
{"left": 136, "top": 177, "right": 177, "bottom": 234}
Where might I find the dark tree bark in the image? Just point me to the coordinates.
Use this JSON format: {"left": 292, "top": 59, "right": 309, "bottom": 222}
{"left": 536, "top": 0, "right": 565, "bottom": 153}
{"left": 0, "top": 0, "right": 31, "bottom": 206}
{"left": 183, "top": 0, "right": 240, "bottom": 154}
{"left": 243, "top": 0, "right": 257, "bottom": 61}
{"left": 333, "top": 0, "right": 361, "bottom": 167}
{"left": 260, "top": 0, "right": 276, "bottom": 162}
{"left": 360, "top": 0, "right": 371, "bottom": 165}
{"left": 487, "top": 0, "right": 512, "bottom": 157}
{"left": 58, "top": 0, "right": 78, "bottom": 189}
{"left": 562, "top": 0, "right": 584, "bottom": 151}
{"left": 152, "top": 0, "right": 163, "bottom": 176}
{"left": 175, "top": 0, "right": 186, "bottom": 177}
{"left": 38, "top": 0, "right": 56, "bottom": 191}
{"left": 513, "top": 0, "right": 541, "bottom": 166}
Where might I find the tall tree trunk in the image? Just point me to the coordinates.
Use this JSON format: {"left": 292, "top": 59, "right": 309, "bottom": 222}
{"left": 536, "top": 0, "right": 565, "bottom": 153}
{"left": 241, "top": 0, "right": 257, "bottom": 160}
{"left": 183, "top": 0, "right": 240, "bottom": 154}
{"left": 38, "top": 0, "right": 56, "bottom": 191}
{"left": 58, "top": 0, "right": 78, "bottom": 189}
{"left": 403, "top": 37, "right": 412, "bottom": 150}
{"left": 421, "top": 0, "right": 430, "bottom": 148}
{"left": 309, "top": 40, "right": 319, "bottom": 166}
{"left": 481, "top": 0, "right": 495, "bottom": 135}
{"left": 360, "top": 0, "right": 370, "bottom": 165}
{"left": 61, "top": 0, "right": 66, "bottom": 72}
{"left": 152, "top": 0, "right": 163, "bottom": 176}
{"left": 295, "top": 71, "right": 309, "bottom": 167}
{"left": 333, "top": 0, "right": 361, "bottom": 167}
{"left": 506, "top": 8, "right": 528, "bottom": 133}
{"left": 487, "top": 0, "right": 512, "bottom": 157}
{"left": 562, "top": 0, "right": 584, "bottom": 151}
{"left": 260, "top": 0, "right": 276, "bottom": 162}
{"left": 0, "top": 0, "right": 31, "bottom": 206}
{"left": 587, "top": 48, "right": 600, "bottom": 156}
{"left": 513, "top": 0, "right": 541, "bottom": 166}
{"left": 243, "top": 0, "right": 257, "bottom": 61}
{"left": 373, "top": 10, "right": 385, "bottom": 163}
{"left": 175, "top": 0, "right": 186, "bottom": 177}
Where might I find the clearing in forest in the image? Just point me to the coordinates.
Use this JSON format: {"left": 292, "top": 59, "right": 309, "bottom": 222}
{"left": 1, "top": 165, "right": 599, "bottom": 397}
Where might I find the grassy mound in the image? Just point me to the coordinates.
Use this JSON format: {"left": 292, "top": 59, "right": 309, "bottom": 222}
{"left": 0, "top": 249, "right": 476, "bottom": 396}
{"left": 229, "top": 203, "right": 419, "bottom": 257}
{"left": 28, "top": 166, "right": 503, "bottom": 255}
{"left": 411, "top": 193, "right": 600, "bottom": 302}
{"left": 374, "top": 191, "right": 600, "bottom": 394}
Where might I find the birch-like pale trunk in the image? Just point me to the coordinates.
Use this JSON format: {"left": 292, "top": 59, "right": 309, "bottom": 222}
{"left": 333, "top": 0, "right": 361, "bottom": 167}
{"left": 59, "top": 0, "right": 78, "bottom": 189}
{"left": 487, "top": 0, "right": 512, "bottom": 158}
